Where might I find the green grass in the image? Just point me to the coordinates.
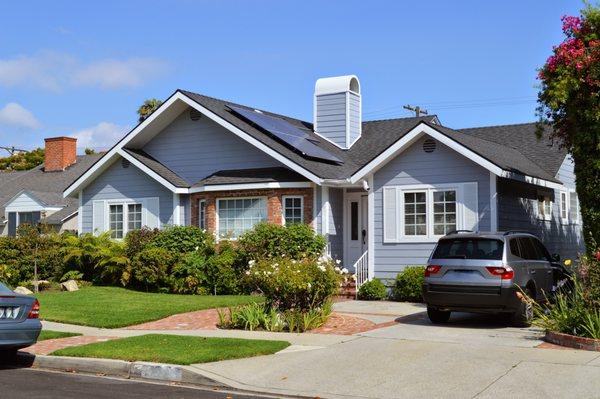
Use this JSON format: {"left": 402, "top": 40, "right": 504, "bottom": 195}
{"left": 37, "top": 286, "right": 263, "bottom": 328}
{"left": 38, "top": 330, "right": 82, "bottom": 341}
{"left": 51, "top": 334, "right": 289, "bottom": 365}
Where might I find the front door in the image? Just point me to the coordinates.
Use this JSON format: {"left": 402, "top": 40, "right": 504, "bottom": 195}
{"left": 346, "top": 193, "right": 368, "bottom": 269}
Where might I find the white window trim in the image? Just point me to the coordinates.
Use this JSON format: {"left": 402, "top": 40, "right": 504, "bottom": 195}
{"left": 568, "top": 189, "right": 580, "bottom": 225}
{"left": 559, "top": 190, "right": 569, "bottom": 225}
{"left": 535, "top": 190, "right": 552, "bottom": 222}
{"left": 215, "top": 196, "right": 268, "bottom": 240}
{"left": 383, "top": 182, "right": 474, "bottom": 244}
{"left": 282, "top": 195, "right": 304, "bottom": 225}
{"left": 198, "top": 199, "right": 206, "bottom": 230}
{"left": 103, "top": 197, "right": 155, "bottom": 239}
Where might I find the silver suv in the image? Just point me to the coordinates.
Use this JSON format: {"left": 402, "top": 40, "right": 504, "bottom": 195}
{"left": 422, "top": 231, "right": 563, "bottom": 327}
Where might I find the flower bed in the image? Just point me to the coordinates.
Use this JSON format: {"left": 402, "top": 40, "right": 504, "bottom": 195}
{"left": 545, "top": 331, "right": 600, "bottom": 351}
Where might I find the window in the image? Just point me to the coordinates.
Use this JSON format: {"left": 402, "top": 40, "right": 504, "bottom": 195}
{"left": 560, "top": 191, "right": 568, "bottom": 223}
{"left": 432, "top": 238, "right": 504, "bottom": 260}
{"left": 404, "top": 192, "right": 427, "bottom": 236}
{"left": 283, "top": 196, "right": 303, "bottom": 225}
{"left": 350, "top": 201, "right": 359, "bottom": 240}
{"left": 198, "top": 200, "right": 206, "bottom": 230}
{"left": 433, "top": 191, "right": 457, "bottom": 235}
{"left": 569, "top": 191, "right": 579, "bottom": 224}
{"left": 536, "top": 192, "right": 552, "bottom": 221}
{"left": 109, "top": 204, "right": 124, "bottom": 239}
{"left": 383, "top": 182, "right": 478, "bottom": 243}
{"left": 509, "top": 238, "right": 521, "bottom": 258}
{"left": 217, "top": 197, "right": 266, "bottom": 238}
{"left": 516, "top": 237, "right": 538, "bottom": 260}
{"left": 128, "top": 203, "right": 142, "bottom": 231}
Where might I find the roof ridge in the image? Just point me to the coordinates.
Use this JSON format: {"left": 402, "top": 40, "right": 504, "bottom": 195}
{"left": 459, "top": 121, "right": 539, "bottom": 131}
{"left": 363, "top": 115, "right": 437, "bottom": 123}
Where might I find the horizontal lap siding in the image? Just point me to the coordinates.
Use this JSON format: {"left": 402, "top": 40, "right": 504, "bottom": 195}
{"left": 5, "top": 193, "right": 45, "bottom": 212}
{"left": 316, "top": 93, "right": 346, "bottom": 147}
{"left": 328, "top": 188, "right": 344, "bottom": 264}
{"left": 373, "top": 137, "right": 491, "bottom": 280}
{"left": 81, "top": 159, "right": 174, "bottom": 233}
{"left": 143, "top": 109, "right": 281, "bottom": 184}
{"left": 498, "top": 156, "right": 584, "bottom": 260}
{"left": 348, "top": 93, "right": 361, "bottom": 145}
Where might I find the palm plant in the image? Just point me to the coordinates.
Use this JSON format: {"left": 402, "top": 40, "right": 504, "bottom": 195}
{"left": 137, "top": 98, "right": 163, "bottom": 122}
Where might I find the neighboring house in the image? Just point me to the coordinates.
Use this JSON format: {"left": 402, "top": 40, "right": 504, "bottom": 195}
{"left": 62, "top": 75, "right": 585, "bottom": 283}
{"left": 0, "top": 137, "right": 101, "bottom": 236}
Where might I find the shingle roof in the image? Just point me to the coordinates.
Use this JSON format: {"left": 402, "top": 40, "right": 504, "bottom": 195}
{"left": 0, "top": 154, "right": 102, "bottom": 224}
{"left": 192, "top": 167, "right": 309, "bottom": 187}
{"left": 122, "top": 148, "right": 190, "bottom": 188}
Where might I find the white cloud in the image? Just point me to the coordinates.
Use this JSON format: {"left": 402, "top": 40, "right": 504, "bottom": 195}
{"left": 0, "top": 102, "right": 41, "bottom": 129}
{"left": 72, "top": 122, "right": 130, "bottom": 150}
{"left": 0, "top": 51, "right": 167, "bottom": 91}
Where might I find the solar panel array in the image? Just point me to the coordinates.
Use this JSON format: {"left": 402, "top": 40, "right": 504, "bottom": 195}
{"left": 227, "top": 105, "right": 343, "bottom": 164}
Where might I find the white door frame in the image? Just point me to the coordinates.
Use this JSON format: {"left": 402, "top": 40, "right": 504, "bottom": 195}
{"left": 344, "top": 191, "right": 368, "bottom": 269}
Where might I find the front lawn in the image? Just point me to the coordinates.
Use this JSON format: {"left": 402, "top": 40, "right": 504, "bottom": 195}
{"left": 51, "top": 334, "right": 289, "bottom": 365}
{"left": 38, "top": 286, "right": 262, "bottom": 328}
{"left": 38, "top": 330, "right": 82, "bottom": 341}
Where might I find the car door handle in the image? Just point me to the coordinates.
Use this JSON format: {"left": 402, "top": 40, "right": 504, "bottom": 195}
{"left": 530, "top": 270, "right": 536, "bottom": 274}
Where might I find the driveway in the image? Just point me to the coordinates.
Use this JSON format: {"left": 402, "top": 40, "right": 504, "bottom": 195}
{"left": 193, "top": 301, "right": 600, "bottom": 399}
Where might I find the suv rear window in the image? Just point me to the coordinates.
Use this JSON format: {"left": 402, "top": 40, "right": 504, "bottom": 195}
{"left": 432, "top": 238, "right": 504, "bottom": 260}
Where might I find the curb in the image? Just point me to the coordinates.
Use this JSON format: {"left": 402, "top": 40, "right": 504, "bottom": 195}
{"left": 16, "top": 352, "right": 225, "bottom": 387}
{"left": 545, "top": 330, "right": 600, "bottom": 351}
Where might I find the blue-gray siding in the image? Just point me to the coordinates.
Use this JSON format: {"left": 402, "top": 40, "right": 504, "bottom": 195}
{"left": 348, "top": 92, "right": 361, "bottom": 146}
{"left": 372, "top": 136, "right": 491, "bottom": 280}
{"left": 315, "top": 93, "right": 347, "bottom": 148}
{"left": 498, "top": 156, "right": 584, "bottom": 259}
{"left": 143, "top": 109, "right": 282, "bottom": 184}
{"left": 328, "top": 187, "right": 344, "bottom": 264}
{"left": 81, "top": 158, "right": 174, "bottom": 233}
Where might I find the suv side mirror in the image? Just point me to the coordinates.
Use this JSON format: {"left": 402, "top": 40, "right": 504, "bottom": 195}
{"left": 551, "top": 253, "right": 561, "bottom": 262}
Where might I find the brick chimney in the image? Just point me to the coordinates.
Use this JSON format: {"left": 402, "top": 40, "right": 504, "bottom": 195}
{"left": 44, "top": 136, "right": 77, "bottom": 172}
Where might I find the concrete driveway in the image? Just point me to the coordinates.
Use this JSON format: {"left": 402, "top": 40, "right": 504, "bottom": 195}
{"left": 193, "top": 301, "right": 600, "bottom": 399}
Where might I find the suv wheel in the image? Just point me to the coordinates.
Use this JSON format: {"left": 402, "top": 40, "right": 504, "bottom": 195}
{"left": 511, "top": 288, "right": 534, "bottom": 327}
{"left": 427, "top": 306, "right": 451, "bottom": 324}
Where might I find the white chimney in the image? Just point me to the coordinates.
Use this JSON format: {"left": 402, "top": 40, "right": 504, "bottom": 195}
{"left": 314, "top": 75, "right": 361, "bottom": 149}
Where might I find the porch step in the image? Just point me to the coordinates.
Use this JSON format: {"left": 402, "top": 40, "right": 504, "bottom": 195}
{"left": 338, "top": 280, "right": 357, "bottom": 299}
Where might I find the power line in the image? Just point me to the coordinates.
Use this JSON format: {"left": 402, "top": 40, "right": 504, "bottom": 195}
{"left": 0, "top": 146, "right": 28, "bottom": 156}
{"left": 403, "top": 104, "right": 428, "bottom": 117}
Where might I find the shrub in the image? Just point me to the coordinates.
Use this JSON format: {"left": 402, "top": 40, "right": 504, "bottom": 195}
{"left": 130, "top": 247, "right": 178, "bottom": 291}
{"left": 204, "top": 241, "right": 242, "bottom": 295}
{"left": 358, "top": 279, "right": 388, "bottom": 301}
{"left": 245, "top": 255, "right": 342, "bottom": 311}
{"left": 392, "top": 266, "right": 425, "bottom": 302}
{"left": 238, "top": 223, "right": 326, "bottom": 261}
{"left": 150, "top": 225, "right": 214, "bottom": 256}
{"left": 60, "top": 270, "right": 84, "bottom": 282}
{"left": 169, "top": 251, "right": 209, "bottom": 295}
{"left": 124, "top": 227, "right": 160, "bottom": 259}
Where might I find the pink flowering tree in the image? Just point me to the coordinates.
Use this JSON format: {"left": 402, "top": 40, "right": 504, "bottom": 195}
{"left": 538, "top": 6, "right": 600, "bottom": 251}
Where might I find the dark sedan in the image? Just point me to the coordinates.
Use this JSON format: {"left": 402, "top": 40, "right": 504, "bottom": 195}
{"left": 0, "top": 282, "right": 41, "bottom": 357}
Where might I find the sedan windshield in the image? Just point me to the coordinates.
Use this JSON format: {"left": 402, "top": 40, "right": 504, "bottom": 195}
{"left": 0, "top": 282, "right": 14, "bottom": 294}
{"left": 432, "top": 238, "right": 504, "bottom": 260}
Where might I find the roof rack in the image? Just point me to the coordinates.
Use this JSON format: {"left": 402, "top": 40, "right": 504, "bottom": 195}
{"left": 445, "top": 230, "right": 474, "bottom": 235}
{"left": 502, "top": 230, "right": 533, "bottom": 236}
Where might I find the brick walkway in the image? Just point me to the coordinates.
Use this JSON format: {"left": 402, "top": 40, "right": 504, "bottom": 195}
{"left": 126, "top": 308, "right": 397, "bottom": 335}
{"left": 23, "top": 336, "right": 118, "bottom": 355}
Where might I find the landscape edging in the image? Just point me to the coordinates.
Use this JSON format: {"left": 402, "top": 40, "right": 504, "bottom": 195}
{"left": 545, "top": 330, "right": 600, "bottom": 351}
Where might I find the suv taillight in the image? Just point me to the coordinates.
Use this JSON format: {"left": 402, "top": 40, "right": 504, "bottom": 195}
{"left": 486, "top": 266, "right": 514, "bottom": 280}
{"left": 28, "top": 299, "right": 40, "bottom": 319}
{"left": 425, "top": 265, "right": 442, "bottom": 277}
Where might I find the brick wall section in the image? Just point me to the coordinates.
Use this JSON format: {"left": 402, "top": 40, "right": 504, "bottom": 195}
{"left": 191, "top": 187, "right": 314, "bottom": 233}
{"left": 44, "top": 136, "right": 77, "bottom": 172}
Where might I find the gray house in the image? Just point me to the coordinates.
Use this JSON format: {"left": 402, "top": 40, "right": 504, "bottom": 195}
{"left": 62, "top": 75, "right": 584, "bottom": 284}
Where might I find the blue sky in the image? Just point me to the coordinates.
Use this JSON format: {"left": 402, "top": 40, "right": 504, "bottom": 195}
{"left": 0, "top": 1, "right": 582, "bottom": 151}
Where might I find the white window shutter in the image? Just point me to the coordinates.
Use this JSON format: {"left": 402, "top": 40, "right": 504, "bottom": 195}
{"left": 461, "top": 182, "right": 479, "bottom": 231}
{"left": 383, "top": 187, "right": 398, "bottom": 242}
{"left": 92, "top": 200, "right": 106, "bottom": 235}
{"left": 143, "top": 197, "right": 160, "bottom": 229}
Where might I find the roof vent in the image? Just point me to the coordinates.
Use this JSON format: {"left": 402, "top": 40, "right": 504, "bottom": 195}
{"left": 189, "top": 109, "right": 202, "bottom": 121}
{"left": 423, "top": 139, "right": 436, "bottom": 153}
{"left": 121, "top": 158, "right": 131, "bottom": 168}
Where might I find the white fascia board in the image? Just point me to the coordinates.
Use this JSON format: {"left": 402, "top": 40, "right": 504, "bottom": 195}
{"left": 190, "top": 181, "right": 312, "bottom": 194}
{"left": 118, "top": 149, "right": 188, "bottom": 194}
{"left": 60, "top": 211, "right": 79, "bottom": 223}
{"left": 63, "top": 92, "right": 183, "bottom": 198}
{"left": 350, "top": 123, "right": 505, "bottom": 184}
{"left": 503, "top": 172, "right": 564, "bottom": 190}
{"left": 489, "top": 172, "right": 498, "bottom": 232}
{"left": 177, "top": 94, "right": 324, "bottom": 185}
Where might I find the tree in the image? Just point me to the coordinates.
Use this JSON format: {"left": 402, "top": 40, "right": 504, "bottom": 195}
{"left": 84, "top": 148, "right": 96, "bottom": 155}
{"left": 537, "top": 6, "right": 600, "bottom": 251}
{"left": 137, "top": 98, "right": 163, "bottom": 122}
{"left": 0, "top": 148, "right": 45, "bottom": 171}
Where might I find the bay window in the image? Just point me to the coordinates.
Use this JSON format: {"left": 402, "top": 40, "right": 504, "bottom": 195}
{"left": 217, "top": 197, "right": 267, "bottom": 238}
{"left": 383, "top": 182, "right": 478, "bottom": 242}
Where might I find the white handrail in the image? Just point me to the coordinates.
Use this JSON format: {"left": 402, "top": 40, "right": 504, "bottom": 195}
{"left": 353, "top": 250, "right": 369, "bottom": 296}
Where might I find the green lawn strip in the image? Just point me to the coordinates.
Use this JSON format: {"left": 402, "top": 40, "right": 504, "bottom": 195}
{"left": 51, "top": 334, "right": 290, "bottom": 365}
{"left": 38, "top": 330, "right": 82, "bottom": 341}
{"left": 38, "top": 286, "right": 263, "bottom": 328}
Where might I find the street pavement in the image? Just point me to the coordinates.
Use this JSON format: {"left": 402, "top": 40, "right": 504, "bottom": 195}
{"left": 0, "top": 368, "right": 292, "bottom": 399}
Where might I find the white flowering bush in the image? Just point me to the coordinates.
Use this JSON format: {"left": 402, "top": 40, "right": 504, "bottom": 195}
{"left": 245, "top": 254, "right": 343, "bottom": 311}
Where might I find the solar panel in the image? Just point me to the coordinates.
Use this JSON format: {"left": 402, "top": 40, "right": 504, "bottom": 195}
{"left": 228, "top": 105, "right": 343, "bottom": 164}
